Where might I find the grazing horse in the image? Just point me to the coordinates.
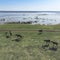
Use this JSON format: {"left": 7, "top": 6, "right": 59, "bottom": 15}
{"left": 12, "top": 38, "right": 20, "bottom": 42}
{"left": 44, "top": 39, "right": 50, "bottom": 43}
{"left": 5, "top": 32, "right": 10, "bottom": 38}
{"left": 42, "top": 39, "right": 50, "bottom": 49}
{"left": 38, "top": 29, "right": 43, "bottom": 34}
{"left": 15, "top": 34, "right": 23, "bottom": 38}
{"left": 51, "top": 41, "right": 58, "bottom": 46}
{"left": 42, "top": 44, "right": 49, "bottom": 49}
{"left": 12, "top": 34, "right": 23, "bottom": 42}
{"left": 9, "top": 31, "right": 12, "bottom": 36}
{"left": 14, "top": 38, "right": 20, "bottom": 42}
{"left": 5, "top": 31, "right": 12, "bottom": 38}
{"left": 49, "top": 41, "right": 58, "bottom": 51}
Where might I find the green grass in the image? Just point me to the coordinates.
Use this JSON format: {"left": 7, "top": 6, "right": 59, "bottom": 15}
{"left": 0, "top": 24, "right": 60, "bottom": 60}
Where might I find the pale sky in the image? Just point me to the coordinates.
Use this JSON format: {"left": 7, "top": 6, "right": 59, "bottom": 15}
{"left": 0, "top": 0, "right": 60, "bottom": 11}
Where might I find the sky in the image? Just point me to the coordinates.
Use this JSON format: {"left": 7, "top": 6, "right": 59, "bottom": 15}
{"left": 0, "top": 0, "right": 60, "bottom": 11}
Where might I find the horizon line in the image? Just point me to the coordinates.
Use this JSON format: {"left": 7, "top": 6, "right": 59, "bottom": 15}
{"left": 0, "top": 11, "right": 60, "bottom": 13}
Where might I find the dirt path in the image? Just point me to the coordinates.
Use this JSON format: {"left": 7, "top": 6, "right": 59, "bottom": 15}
{"left": 0, "top": 29, "right": 60, "bottom": 32}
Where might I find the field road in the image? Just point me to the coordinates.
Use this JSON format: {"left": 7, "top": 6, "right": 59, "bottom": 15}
{"left": 0, "top": 29, "right": 60, "bottom": 32}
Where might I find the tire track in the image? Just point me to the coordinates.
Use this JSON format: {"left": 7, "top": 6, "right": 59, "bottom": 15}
{"left": 0, "top": 29, "right": 60, "bottom": 32}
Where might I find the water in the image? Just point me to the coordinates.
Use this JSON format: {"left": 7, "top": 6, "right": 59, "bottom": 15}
{"left": 0, "top": 11, "right": 60, "bottom": 25}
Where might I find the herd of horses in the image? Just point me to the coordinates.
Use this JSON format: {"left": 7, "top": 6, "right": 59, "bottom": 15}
{"left": 5, "top": 31, "right": 23, "bottom": 42}
{"left": 42, "top": 39, "right": 58, "bottom": 51}
{"left": 38, "top": 30, "right": 58, "bottom": 51}
{"left": 5, "top": 30, "right": 58, "bottom": 51}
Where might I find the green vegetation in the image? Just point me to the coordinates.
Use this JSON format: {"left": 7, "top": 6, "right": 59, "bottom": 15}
{"left": 0, "top": 24, "right": 60, "bottom": 60}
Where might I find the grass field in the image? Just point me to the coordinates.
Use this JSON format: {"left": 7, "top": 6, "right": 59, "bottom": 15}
{"left": 0, "top": 24, "right": 60, "bottom": 60}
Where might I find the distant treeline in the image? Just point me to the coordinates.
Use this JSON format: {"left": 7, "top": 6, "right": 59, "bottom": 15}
{"left": 6, "top": 21, "right": 33, "bottom": 24}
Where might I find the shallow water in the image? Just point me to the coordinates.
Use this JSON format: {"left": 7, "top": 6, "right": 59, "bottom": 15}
{"left": 0, "top": 11, "right": 60, "bottom": 25}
